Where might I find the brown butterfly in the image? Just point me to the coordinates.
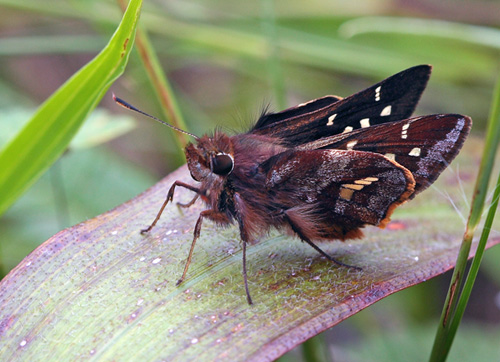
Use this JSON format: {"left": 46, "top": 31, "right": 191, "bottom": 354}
{"left": 115, "top": 65, "right": 471, "bottom": 304}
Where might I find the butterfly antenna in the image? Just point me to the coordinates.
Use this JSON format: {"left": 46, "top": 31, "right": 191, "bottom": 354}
{"left": 113, "top": 94, "right": 199, "bottom": 140}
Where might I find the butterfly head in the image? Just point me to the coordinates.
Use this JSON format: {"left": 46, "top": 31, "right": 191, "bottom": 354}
{"left": 185, "top": 134, "right": 234, "bottom": 182}
{"left": 112, "top": 95, "right": 235, "bottom": 182}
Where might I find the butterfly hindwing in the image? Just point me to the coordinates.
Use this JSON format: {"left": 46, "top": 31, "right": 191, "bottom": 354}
{"left": 261, "top": 149, "right": 415, "bottom": 239}
{"left": 252, "top": 65, "right": 432, "bottom": 146}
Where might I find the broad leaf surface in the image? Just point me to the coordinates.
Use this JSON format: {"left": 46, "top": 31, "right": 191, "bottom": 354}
{"left": 0, "top": 137, "right": 498, "bottom": 361}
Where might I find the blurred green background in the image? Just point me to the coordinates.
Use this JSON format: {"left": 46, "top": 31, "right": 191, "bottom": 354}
{"left": 0, "top": 0, "right": 499, "bottom": 360}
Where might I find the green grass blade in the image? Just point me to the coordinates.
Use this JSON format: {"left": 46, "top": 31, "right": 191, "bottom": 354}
{"left": 132, "top": 26, "right": 190, "bottom": 150}
{"left": 260, "top": 0, "right": 286, "bottom": 109}
{"left": 448, "top": 166, "right": 500, "bottom": 344}
{"left": 116, "top": 0, "right": 189, "bottom": 155}
{"left": 430, "top": 73, "right": 500, "bottom": 361}
{"left": 339, "top": 17, "right": 500, "bottom": 50}
{"left": 0, "top": 0, "right": 143, "bottom": 216}
{"left": 0, "top": 35, "right": 105, "bottom": 56}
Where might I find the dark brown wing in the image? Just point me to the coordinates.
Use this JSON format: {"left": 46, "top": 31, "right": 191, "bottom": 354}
{"left": 298, "top": 114, "right": 472, "bottom": 196}
{"left": 251, "top": 65, "right": 432, "bottom": 146}
{"left": 253, "top": 95, "right": 342, "bottom": 129}
{"left": 260, "top": 149, "right": 415, "bottom": 240}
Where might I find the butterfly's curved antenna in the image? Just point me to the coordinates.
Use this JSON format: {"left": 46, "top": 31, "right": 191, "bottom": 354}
{"left": 113, "top": 94, "right": 199, "bottom": 140}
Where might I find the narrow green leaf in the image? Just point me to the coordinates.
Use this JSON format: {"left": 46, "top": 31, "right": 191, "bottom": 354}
{"left": 430, "top": 72, "right": 500, "bottom": 361}
{"left": 0, "top": 35, "right": 106, "bottom": 56}
{"left": 338, "top": 17, "right": 500, "bottom": 50}
{"left": 260, "top": 0, "right": 286, "bottom": 109}
{"left": 131, "top": 24, "right": 190, "bottom": 155}
{"left": 0, "top": 0, "right": 143, "bottom": 216}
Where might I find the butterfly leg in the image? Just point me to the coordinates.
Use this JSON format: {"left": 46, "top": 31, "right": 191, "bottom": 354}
{"left": 241, "top": 237, "right": 252, "bottom": 305}
{"left": 177, "top": 194, "right": 199, "bottom": 208}
{"left": 141, "top": 180, "right": 201, "bottom": 234}
{"left": 234, "top": 193, "right": 253, "bottom": 305}
{"left": 176, "top": 209, "right": 229, "bottom": 286}
{"left": 283, "top": 211, "right": 362, "bottom": 271}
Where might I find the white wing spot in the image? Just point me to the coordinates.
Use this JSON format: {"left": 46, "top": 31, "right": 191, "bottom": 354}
{"left": 340, "top": 188, "right": 354, "bottom": 201}
{"left": 346, "top": 140, "right": 357, "bottom": 150}
{"left": 385, "top": 153, "right": 396, "bottom": 161}
{"left": 375, "top": 86, "right": 381, "bottom": 101}
{"left": 352, "top": 177, "right": 378, "bottom": 186}
{"left": 360, "top": 118, "right": 370, "bottom": 128}
{"left": 409, "top": 147, "right": 421, "bottom": 157}
{"left": 401, "top": 123, "right": 410, "bottom": 139}
{"left": 326, "top": 114, "right": 337, "bottom": 126}
{"left": 343, "top": 126, "right": 353, "bottom": 134}
{"left": 343, "top": 184, "right": 364, "bottom": 191}
{"left": 341, "top": 177, "right": 378, "bottom": 198}
{"left": 380, "top": 105, "right": 392, "bottom": 116}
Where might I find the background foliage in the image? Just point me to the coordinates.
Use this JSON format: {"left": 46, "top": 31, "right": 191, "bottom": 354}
{"left": 0, "top": 0, "right": 499, "bottom": 360}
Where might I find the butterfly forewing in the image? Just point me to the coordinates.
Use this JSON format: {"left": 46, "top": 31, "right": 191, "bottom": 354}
{"left": 253, "top": 95, "right": 342, "bottom": 129}
{"left": 252, "top": 65, "right": 432, "bottom": 146}
{"left": 299, "top": 114, "right": 472, "bottom": 196}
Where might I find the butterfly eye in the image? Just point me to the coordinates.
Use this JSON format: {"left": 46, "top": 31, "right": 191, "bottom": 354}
{"left": 211, "top": 153, "right": 234, "bottom": 176}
